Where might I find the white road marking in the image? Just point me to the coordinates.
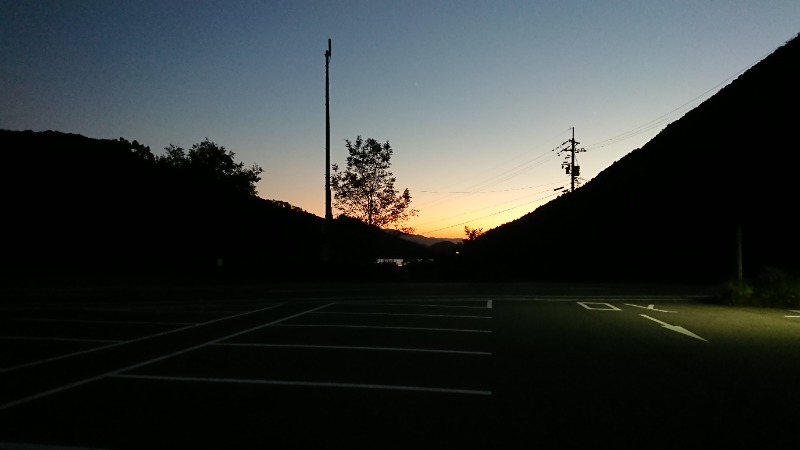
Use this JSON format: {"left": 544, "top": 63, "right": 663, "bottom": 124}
{"left": 214, "top": 342, "right": 491, "bottom": 356}
{"left": 640, "top": 314, "right": 708, "bottom": 342}
{"left": 0, "top": 304, "right": 281, "bottom": 374}
{"left": 13, "top": 318, "right": 197, "bottom": 326}
{"left": 487, "top": 300, "right": 493, "bottom": 309}
{"left": 0, "top": 372, "right": 115, "bottom": 413}
{"left": 0, "top": 442, "right": 107, "bottom": 450}
{"left": 112, "top": 373, "right": 492, "bottom": 396}
{"left": 313, "top": 311, "right": 491, "bottom": 319}
{"left": 0, "top": 304, "right": 283, "bottom": 374}
{"left": 577, "top": 302, "right": 622, "bottom": 311}
{"left": 542, "top": 296, "right": 702, "bottom": 302}
{"left": 0, "top": 303, "right": 328, "bottom": 412}
{"left": 275, "top": 324, "right": 491, "bottom": 333}
{"left": 370, "top": 303, "right": 489, "bottom": 309}
{"left": 0, "top": 336, "right": 123, "bottom": 344}
{"left": 624, "top": 304, "right": 676, "bottom": 313}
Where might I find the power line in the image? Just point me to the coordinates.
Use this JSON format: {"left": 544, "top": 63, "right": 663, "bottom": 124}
{"left": 416, "top": 46, "right": 775, "bottom": 237}
{"left": 414, "top": 148, "right": 560, "bottom": 210}
{"left": 420, "top": 190, "right": 560, "bottom": 235}
{"left": 584, "top": 51, "right": 767, "bottom": 152}
{"left": 419, "top": 181, "right": 561, "bottom": 194}
{"left": 414, "top": 183, "right": 563, "bottom": 229}
{"left": 413, "top": 128, "right": 570, "bottom": 210}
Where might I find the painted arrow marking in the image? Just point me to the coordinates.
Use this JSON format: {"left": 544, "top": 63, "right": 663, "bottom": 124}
{"left": 640, "top": 314, "right": 708, "bottom": 342}
{"left": 625, "top": 304, "right": 676, "bottom": 313}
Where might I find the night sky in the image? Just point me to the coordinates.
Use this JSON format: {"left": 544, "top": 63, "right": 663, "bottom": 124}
{"left": 2, "top": 1, "right": 798, "bottom": 237}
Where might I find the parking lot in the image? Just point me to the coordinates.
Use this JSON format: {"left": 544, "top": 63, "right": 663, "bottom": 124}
{"left": 1, "top": 284, "right": 798, "bottom": 449}
{"left": 1, "top": 295, "right": 495, "bottom": 449}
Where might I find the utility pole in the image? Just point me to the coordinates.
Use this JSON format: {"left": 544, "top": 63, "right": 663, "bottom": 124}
{"left": 554, "top": 127, "right": 586, "bottom": 192}
{"left": 325, "top": 38, "right": 333, "bottom": 221}
{"left": 736, "top": 223, "right": 743, "bottom": 295}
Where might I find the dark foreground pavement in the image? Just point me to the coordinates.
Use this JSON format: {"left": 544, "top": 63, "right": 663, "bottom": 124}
{"left": 1, "top": 284, "right": 797, "bottom": 449}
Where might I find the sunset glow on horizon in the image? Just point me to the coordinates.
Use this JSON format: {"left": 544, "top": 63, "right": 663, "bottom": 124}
{"left": 2, "top": 1, "right": 798, "bottom": 239}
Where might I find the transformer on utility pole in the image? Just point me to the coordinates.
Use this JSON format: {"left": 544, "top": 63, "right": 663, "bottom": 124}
{"left": 554, "top": 127, "right": 586, "bottom": 192}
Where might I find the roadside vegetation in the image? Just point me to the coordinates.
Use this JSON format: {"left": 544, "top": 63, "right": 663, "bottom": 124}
{"left": 715, "top": 268, "right": 800, "bottom": 308}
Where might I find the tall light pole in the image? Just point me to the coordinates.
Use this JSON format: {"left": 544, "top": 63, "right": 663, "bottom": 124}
{"left": 325, "top": 38, "right": 333, "bottom": 221}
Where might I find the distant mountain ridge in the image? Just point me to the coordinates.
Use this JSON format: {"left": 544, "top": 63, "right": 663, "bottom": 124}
{"left": 468, "top": 33, "right": 800, "bottom": 282}
{"left": 0, "top": 129, "right": 428, "bottom": 282}
{"left": 385, "top": 230, "right": 463, "bottom": 247}
{"left": 5, "top": 33, "right": 798, "bottom": 285}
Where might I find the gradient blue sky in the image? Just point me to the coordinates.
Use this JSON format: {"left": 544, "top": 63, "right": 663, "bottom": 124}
{"left": 3, "top": 1, "right": 799, "bottom": 238}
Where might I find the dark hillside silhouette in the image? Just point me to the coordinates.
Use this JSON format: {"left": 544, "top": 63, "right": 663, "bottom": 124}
{"left": 1, "top": 130, "right": 426, "bottom": 284}
{"left": 468, "top": 33, "right": 800, "bottom": 282}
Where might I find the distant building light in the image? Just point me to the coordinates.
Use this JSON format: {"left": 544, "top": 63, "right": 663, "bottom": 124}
{"left": 376, "top": 258, "right": 404, "bottom": 267}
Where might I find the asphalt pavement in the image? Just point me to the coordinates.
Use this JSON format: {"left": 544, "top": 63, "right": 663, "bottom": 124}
{"left": 1, "top": 285, "right": 797, "bottom": 449}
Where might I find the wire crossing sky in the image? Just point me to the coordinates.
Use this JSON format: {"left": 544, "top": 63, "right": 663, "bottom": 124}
{"left": 2, "top": 1, "right": 799, "bottom": 238}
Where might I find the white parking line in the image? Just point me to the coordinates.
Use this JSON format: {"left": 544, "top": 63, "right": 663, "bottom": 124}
{"left": 112, "top": 373, "right": 492, "bottom": 396}
{"left": 0, "top": 336, "right": 123, "bottom": 344}
{"left": 13, "top": 318, "right": 197, "bottom": 326}
{"left": 276, "top": 324, "right": 492, "bottom": 333}
{"left": 371, "top": 303, "right": 490, "bottom": 309}
{"left": 546, "top": 296, "right": 695, "bottom": 302}
{"left": 624, "top": 304, "right": 676, "bottom": 313}
{"left": 313, "top": 311, "right": 491, "bottom": 319}
{"left": 0, "top": 304, "right": 283, "bottom": 374}
{"left": 0, "top": 303, "right": 329, "bottom": 412}
{"left": 577, "top": 302, "right": 622, "bottom": 311}
{"left": 0, "top": 442, "right": 106, "bottom": 450}
{"left": 214, "top": 342, "right": 492, "bottom": 356}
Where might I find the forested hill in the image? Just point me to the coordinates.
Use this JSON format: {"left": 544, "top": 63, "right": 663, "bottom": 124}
{"left": 1, "top": 130, "right": 426, "bottom": 283}
{"left": 467, "top": 33, "right": 800, "bottom": 283}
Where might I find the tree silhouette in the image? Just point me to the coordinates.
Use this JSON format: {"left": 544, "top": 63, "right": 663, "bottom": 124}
{"left": 158, "top": 144, "right": 188, "bottom": 168}
{"left": 118, "top": 137, "right": 155, "bottom": 162}
{"left": 331, "top": 136, "right": 418, "bottom": 232}
{"left": 464, "top": 226, "right": 484, "bottom": 241}
{"left": 156, "top": 138, "right": 263, "bottom": 196}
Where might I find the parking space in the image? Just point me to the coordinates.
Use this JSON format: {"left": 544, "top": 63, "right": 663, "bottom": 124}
{"left": 4, "top": 289, "right": 800, "bottom": 449}
{"left": 0, "top": 297, "right": 495, "bottom": 449}
{"left": 4, "top": 285, "right": 800, "bottom": 449}
{"left": 115, "top": 300, "right": 493, "bottom": 396}
{"left": 0, "top": 300, "right": 277, "bottom": 372}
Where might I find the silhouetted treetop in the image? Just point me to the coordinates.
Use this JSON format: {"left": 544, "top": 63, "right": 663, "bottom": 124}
{"left": 464, "top": 226, "right": 484, "bottom": 241}
{"left": 118, "top": 137, "right": 155, "bottom": 162}
{"left": 156, "top": 138, "right": 263, "bottom": 196}
{"left": 331, "top": 136, "right": 418, "bottom": 232}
